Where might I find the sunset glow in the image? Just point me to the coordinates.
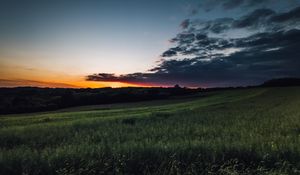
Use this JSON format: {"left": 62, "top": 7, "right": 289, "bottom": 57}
{"left": 1, "top": 0, "right": 300, "bottom": 88}
{"left": 1, "top": 1, "right": 300, "bottom": 174}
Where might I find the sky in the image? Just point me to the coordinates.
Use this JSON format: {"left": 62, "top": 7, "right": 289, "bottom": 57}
{"left": 0, "top": 0, "right": 300, "bottom": 88}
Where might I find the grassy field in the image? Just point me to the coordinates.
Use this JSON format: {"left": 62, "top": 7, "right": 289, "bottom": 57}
{"left": 1, "top": 87, "right": 300, "bottom": 174}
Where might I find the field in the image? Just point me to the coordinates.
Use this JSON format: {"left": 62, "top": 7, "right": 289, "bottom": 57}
{"left": 1, "top": 87, "right": 300, "bottom": 174}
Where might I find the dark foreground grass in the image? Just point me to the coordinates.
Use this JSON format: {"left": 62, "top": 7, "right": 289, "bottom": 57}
{"left": 1, "top": 87, "right": 300, "bottom": 174}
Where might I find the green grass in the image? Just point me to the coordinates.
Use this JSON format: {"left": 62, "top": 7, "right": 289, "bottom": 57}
{"left": 1, "top": 87, "right": 300, "bottom": 174}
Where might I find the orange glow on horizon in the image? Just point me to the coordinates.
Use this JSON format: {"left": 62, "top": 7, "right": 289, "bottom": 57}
{"left": 0, "top": 78, "right": 156, "bottom": 88}
{"left": 72, "top": 80, "right": 155, "bottom": 88}
{"left": 0, "top": 61, "right": 158, "bottom": 88}
{"left": 0, "top": 63, "right": 165, "bottom": 88}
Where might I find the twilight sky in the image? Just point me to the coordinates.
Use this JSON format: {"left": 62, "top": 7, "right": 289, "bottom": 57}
{"left": 1, "top": 0, "right": 300, "bottom": 88}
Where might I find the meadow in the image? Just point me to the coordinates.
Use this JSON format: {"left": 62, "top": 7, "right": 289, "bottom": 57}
{"left": 1, "top": 87, "right": 300, "bottom": 174}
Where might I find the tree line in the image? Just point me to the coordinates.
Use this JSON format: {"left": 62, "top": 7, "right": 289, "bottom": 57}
{"left": 0, "top": 86, "right": 199, "bottom": 114}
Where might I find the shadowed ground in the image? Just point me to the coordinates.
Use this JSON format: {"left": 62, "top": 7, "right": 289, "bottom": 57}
{"left": 1, "top": 87, "right": 300, "bottom": 174}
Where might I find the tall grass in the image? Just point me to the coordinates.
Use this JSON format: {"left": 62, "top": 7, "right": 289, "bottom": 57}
{"left": 1, "top": 87, "right": 300, "bottom": 174}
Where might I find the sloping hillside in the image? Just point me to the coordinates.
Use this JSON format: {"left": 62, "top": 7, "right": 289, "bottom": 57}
{"left": 1, "top": 87, "right": 300, "bottom": 174}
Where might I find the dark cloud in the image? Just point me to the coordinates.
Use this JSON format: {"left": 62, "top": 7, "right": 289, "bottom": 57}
{"left": 199, "top": 0, "right": 272, "bottom": 11}
{"left": 181, "top": 18, "right": 234, "bottom": 35}
{"left": 86, "top": 73, "right": 119, "bottom": 82}
{"left": 190, "top": 0, "right": 300, "bottom": 17}
{"left": 162, "top": 49, "right": 177, "bottom": 57}
{"left": 187, "top": 8, "right": 288, "bottom": 35}
{"left": 180, "top": 19, "right": 190, "bottom": 29}
{"left": 167, "top": 6, "right": 300, "bottom": 48}
{"left": 161, "top": 6, "right": 300, "bottom": 59}
{"left": 87, "top": 6, "right": 300, "bottom": 87}
{"left": 207, "top": 18, "right": 235, "bottom": 33}
{"left": 86, "top": 73, "right": 152, "bottom": 83}
{"left": 270, "top": 6, "right": 300, "bottom": 22}
{"left": 233, "top": 9, "right": 275, "bottom": 28}
{"left": 86, "top": 73, "right": 155, "bottom": 86}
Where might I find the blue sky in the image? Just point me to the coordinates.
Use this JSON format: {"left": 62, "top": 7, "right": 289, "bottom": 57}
{"left": 1, "top": 0, "right": 300, "bottom": 87}
{"left": 1, "top": 0, "right": 190, "bottom": 74}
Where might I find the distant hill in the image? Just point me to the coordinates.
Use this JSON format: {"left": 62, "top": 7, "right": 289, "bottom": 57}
{"left": 261, "top": 78, "right": 300, "bottom": 87}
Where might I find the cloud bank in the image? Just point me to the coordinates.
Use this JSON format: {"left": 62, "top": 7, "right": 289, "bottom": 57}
{"left": 196, "top": 0, "right": 298, "bottom": 12}
{"left": 87, "top": 5, "right": 300, "bottom": 87}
